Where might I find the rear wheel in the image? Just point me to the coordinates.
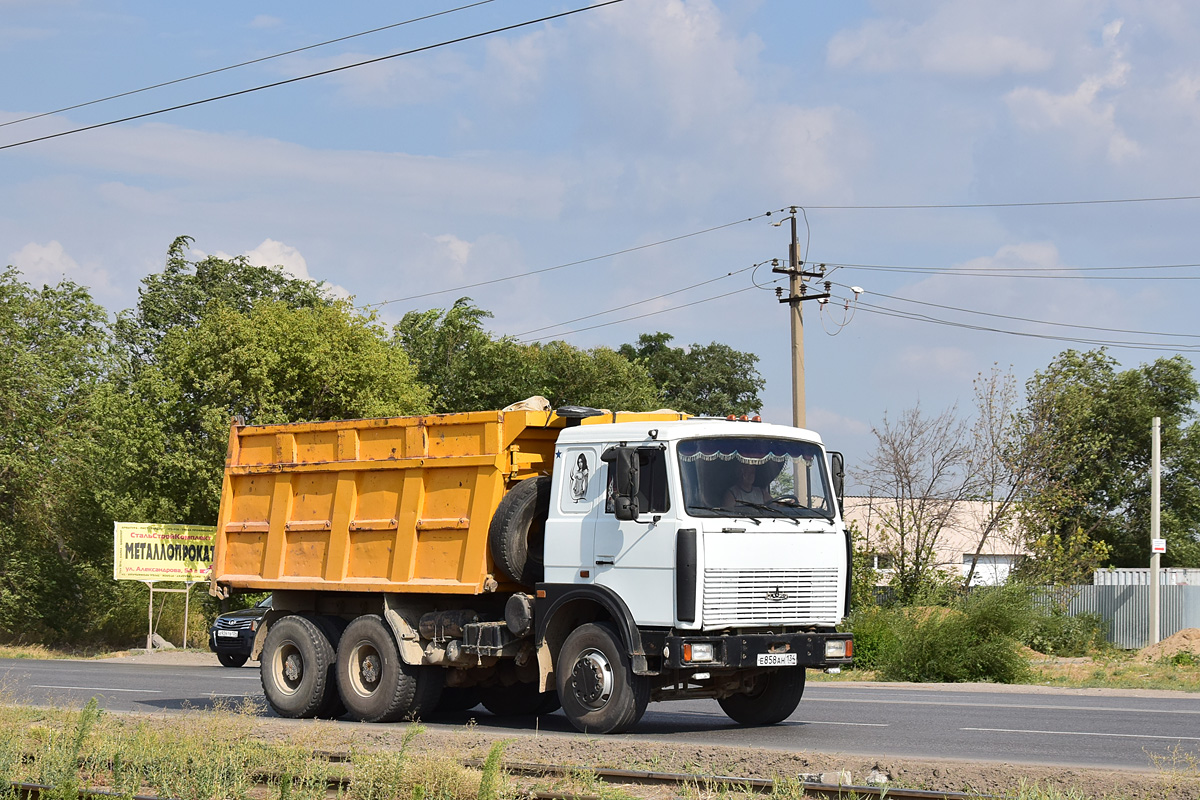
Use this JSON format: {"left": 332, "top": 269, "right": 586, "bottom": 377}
{"left": 717, "top": 668, "right": 805, "bottom": 725}
{"left": 337, "top": 615, "right": 442, "bottom": 722}
{"left": 260, "top": 615, "right": 337, "bottom": 719}
{"left": 481, "top": 682, "right": 561, "bottom": 717}
{"left": 217, "top": 652, "right": 248, "bottom": 669}
{"left": 557, "top": 622, "right": 647, "bottom": 734}
{"left": 308, "top": 615, "right": 347, "bottom": 719}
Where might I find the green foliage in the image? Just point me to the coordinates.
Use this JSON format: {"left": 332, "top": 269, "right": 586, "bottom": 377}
{"left": 1023, "top": 610, "right": 1106, "bottom": 657}
{"left": 477, "top": 740, "right": 507, "bottom": 800}
{"left": 0, "top": 268, "right": 117, "bottom": 643}
{"left": 1017, "top": 349, "right": 1200, "bottom": 572}
{"left": 396, "top": 298, "right": 659, "bottom": 412}
{"left": 617, "top": 331, "right": 764, "bottom": 415}
{"left": 850, "top": 585, "right": 1035, "bottom": 683}
{"left": 98, "top": 294, "right": 429, "bottom": 527}
{"left": 848, "top": 531, "right": 881, "bottom": 613}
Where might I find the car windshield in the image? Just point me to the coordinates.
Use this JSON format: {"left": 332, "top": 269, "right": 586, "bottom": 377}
{"left": 677, "top": 436, "right": 834, "bottom": 520}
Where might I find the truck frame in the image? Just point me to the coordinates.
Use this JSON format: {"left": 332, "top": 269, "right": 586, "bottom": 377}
{"left": 210, "top": 402, "right": 852, "bottom": 733}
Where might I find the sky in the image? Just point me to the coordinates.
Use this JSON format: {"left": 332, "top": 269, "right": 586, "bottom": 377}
{"left": 3, "top": 0, "right": 1200, "bottom": 482}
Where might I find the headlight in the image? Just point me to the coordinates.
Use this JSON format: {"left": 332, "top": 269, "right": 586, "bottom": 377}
{"left": 825, "top": 639, "right": 852, "bottom": 659}
{"left": 683, "top": 642, "right": 714, "bottom": 662}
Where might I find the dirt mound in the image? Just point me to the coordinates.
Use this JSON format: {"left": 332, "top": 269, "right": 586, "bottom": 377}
{"left": 1139, "top": 627, "right": 1200, "bottom": 662}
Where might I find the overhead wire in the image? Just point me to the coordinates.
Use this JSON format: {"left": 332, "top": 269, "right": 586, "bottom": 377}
{"left": 829, "top": 260, "right": 1200, "bottom": 280}
{"left": 512, "top": 260, "right": 769, "bottom": 338}
{"left": 359, "top": 210, "right": 780, "bottom": 309}
{"left": 790, "top": 195, "right": 1200, "bottom": 210}
{"left": 829, "top": 282, "right": 1200, "bottom": 341}
{"left": 0, "top": 0, "right": 627, "bottom": 152}
{"left": 0, "top": 0, "right": 496, "bottom": 131}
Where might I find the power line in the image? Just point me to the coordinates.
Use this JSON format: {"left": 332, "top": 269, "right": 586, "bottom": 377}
{"left": 832, "top": 282, "right": 1200, "bottom": 341}
{"left": 832, "top": 261, "right": 1200, "bottom": 280}
{"left": 512, "top": 260, "right": 766, "bottom": 338}
{"left": 360, "top": 211, "right": 777, "bottom": 309}
{"left": 0, "top": 1, "right": 626, "bottom": 152}
{"left": 793, "top": 195, "right": 1200, "bottom": 210}
{"left": 520, "top": 284, "right": 761, "bottom": 343}
{"left": 851, "top": 299, "right": 1200, "bottom": 353}
{"left": 0, "top": 1, "right": 495, "bottom": 131}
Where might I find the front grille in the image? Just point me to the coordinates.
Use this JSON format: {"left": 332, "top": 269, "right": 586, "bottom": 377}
{"left": 214, "top": 617, "right": 254, "bottom": 631}
{"left": 702, "top": 567, "right": 840, "bottom": 627}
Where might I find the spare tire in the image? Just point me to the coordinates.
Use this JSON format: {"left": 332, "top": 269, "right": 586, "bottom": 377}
{"left": 489, "top": 476, "right": 551, "bottom": 586}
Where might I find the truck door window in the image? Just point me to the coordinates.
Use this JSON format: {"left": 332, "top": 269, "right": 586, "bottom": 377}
{"left": 604, "top": 447, "right": 670, "bottom": 515}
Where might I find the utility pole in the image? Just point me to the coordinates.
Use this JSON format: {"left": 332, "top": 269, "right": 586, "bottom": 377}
{"left": 773, "top": 208, "right": 829, "bottom": 428}
{"left": 1150, "top": 417, "right": 1162, "bottom": 645}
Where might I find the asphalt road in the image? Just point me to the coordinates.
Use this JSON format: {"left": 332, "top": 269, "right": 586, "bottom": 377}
{"left": 3, "top": 656, "right": 1198, "bottom": 772}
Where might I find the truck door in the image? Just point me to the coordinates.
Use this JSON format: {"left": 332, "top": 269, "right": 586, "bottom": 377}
{"left": 543, "top": 446, "right": 605, "bottom": 584}
{"left": 593, "top": 446, "right": 676, "bottom": 627}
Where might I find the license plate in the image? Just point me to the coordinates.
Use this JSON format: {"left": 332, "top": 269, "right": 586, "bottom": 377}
{"left": 217, "top": 630, "right": 239, "bottom": 638}
{"left": 757, "top": 652, "right": 797, "bottom": 667}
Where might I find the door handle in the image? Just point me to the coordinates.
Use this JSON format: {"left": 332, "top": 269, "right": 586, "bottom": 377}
{"left": 595, "top": 558, "right": 614, "bottom": 566}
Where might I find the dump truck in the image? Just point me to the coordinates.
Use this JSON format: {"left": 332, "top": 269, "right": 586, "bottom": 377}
{"left": 209, "top": 400, "right": 853, "bottom": 733}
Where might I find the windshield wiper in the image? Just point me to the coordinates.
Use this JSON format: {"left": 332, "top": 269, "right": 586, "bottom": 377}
{"left": 686, "top": 504, "right": 761, "bottom": 525}
{"left": 736, "top": 500, "right": 801, "bottom": 525}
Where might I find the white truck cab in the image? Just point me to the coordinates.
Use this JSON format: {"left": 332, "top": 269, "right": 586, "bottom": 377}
{"left": 536, "top": 416, "right": 852, "bottom": 733}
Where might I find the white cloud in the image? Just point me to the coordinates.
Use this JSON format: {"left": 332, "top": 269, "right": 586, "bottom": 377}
{"left": 1005, "top": 19, "right": 1140, "bottom": 163}
{"left": 202, "top": 239, "right": 352, "bottom": 300}
{"left": 7, "top": 240, "right": 116, "bottom": 297}
{"left": 828, "top": 11, "right": 1053, "bottom": 76}
{"left": 433, "top": 234, "right": 472, "bottom": 271}
{"left": 248, "top": 15, "right": 281, "bottom": 30}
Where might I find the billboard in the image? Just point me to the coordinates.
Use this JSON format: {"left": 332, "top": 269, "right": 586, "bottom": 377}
{"left": 113, "top": 522, "right": 217, "bottom": 582}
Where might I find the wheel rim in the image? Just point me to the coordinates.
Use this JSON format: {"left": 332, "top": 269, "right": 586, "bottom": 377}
{"left": 347, "top": 641, "right": 383, "bottom": 698}
{"left": 570, "top": 647, "right": 614, "bottom": 710}
{"left": 273, "top": 642, "right": 303, "bottom": 696}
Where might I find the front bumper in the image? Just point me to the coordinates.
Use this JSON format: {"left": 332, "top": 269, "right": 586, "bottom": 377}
{"left": 662, "top": 631, "right": 852, "bottom": 670}
{"left": 208, "top": 629, "right": 254, "bottom": 656}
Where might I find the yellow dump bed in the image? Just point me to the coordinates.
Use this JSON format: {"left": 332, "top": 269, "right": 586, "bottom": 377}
{"left": 210, "top": 406, "right": 686, "bottom": 596}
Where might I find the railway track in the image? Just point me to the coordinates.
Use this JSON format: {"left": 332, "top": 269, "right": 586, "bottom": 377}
{"left": 11, "top": 759, "right": 998, "bottom": 800}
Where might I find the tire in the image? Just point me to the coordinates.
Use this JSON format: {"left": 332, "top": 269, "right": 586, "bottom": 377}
{"left": 308, "top": 615, "right": 348, "bottom": 719}
{"left": 488, "top": 476, "right": 551, "bottom": 586}
{"left": 557, "top": 622, "right": 648, "bottom": 734}
{"left": 336, "top": 615, "right": 443, "bottom": 722}
{"left": 481, "top": 682, "right": 561, "bottom": 717}
{"left": 260, "top": 615, "right": 337, "bottom": 719}
{"left": 217, "top": 651, "right": 248, "bottom": 669}
{"left": 436, "top": 687, "right": 482, "bottom": 712}
{"left": 717, "top": 668, "right": 806, "bottom": 726}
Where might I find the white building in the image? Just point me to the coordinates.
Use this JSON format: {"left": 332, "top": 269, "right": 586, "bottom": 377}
{"left": 842, "top": 496, "right": 1030, "bottom": 586}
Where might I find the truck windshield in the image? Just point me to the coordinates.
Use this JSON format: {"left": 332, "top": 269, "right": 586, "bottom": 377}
{"left": 677, "top": 436, "right": 834, "bottom": 521}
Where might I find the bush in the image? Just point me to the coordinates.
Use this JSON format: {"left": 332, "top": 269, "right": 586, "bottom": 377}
{"left": 845, "top": 607, "right": 900, "bottom": 671}
{"left": 851, "top": 585, "right": 1033, "bottom": 684}
{"left": 1024, "top": 611, "right": 1106, "bottom": 657}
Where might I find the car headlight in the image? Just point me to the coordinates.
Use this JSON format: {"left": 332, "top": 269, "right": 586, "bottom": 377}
{"left": 683, "top": 642, "right": 714, "bottom": 662}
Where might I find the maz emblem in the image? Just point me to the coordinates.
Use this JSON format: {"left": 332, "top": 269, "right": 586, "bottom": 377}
{"left": 766, "top": 587, "right": 789, "bottom": 602}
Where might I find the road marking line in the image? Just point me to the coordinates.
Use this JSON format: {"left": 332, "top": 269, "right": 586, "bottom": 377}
{"left": 33, "top": 685, "right": 162, "bottom": 693}
{"left": 963, "top": 727, "right": 1200, "bottom": 742}
{"left": 810, "top": 697, "right": 1200, "bottom": 715}
{"left": 798, "top": 720, "right": 889, "bottom": 727}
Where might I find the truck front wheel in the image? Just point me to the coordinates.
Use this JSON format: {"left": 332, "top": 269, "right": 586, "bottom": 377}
{"left": 260, "top": 615, "right": 337, "bottom": 719}
{"left": 557, "top": 622, "right": 648, "bottom": 734}
{"left": 717, "top": 668, "right": 806, "bottom": 725}
{"left": 337, "top": 614, "right": 442, "bottom": 722}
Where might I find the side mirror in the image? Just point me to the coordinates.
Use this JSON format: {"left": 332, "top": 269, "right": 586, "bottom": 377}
{"left": 829, "top": 451, "right": 845, "bottom": 503}
{"left": 601, "top": 446, "right": 640, "bottom": 521}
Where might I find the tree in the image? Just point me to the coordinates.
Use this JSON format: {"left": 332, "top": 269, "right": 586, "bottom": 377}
{"left": 395, "top": 298, "right": 659, "bottom": 413}
{"left": 861, "top": 402, "right": 977, "bottom": 604}
{"left": 114, "top": 236, "right": 332, "bottom": 364}
{"left": 97, "top": 299, "right": 430, "bottom": 526}
{"left": 0, "top": 268, "right": 117, "bottom": 642}
{"left": 961, "top": 366, "right": 1030, "bottom": 588}
{"left": 617, "top": 332, "right": 764, "bottom": 415}
{"left": 1015, "top": 349, "right": 1200, "bottom": 578}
